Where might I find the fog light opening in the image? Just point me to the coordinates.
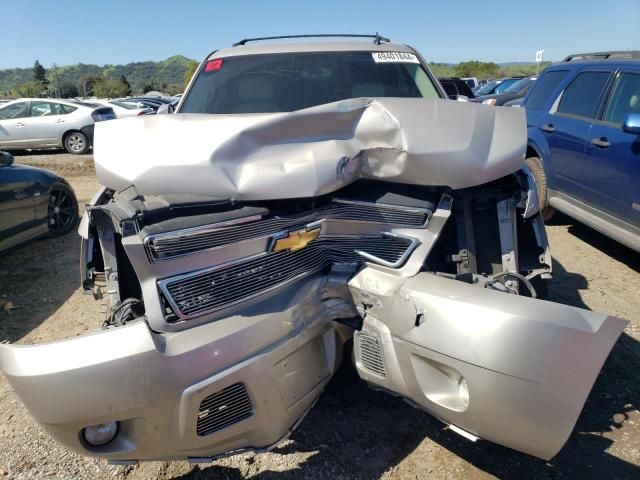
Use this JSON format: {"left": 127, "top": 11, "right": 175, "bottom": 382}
{"left": 458, "top": 378, "right": 470, "bottom": 408}
{"left": 83, "top": 421, "right": 118, "bottom": 446}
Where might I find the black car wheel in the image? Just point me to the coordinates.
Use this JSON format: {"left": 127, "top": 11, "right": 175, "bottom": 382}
{"left": 47, "top": 183, "right": 78, "bottom": 237}
{"left": 525, "top": 156, "right": 555, "bottom": 221}
{"left": 64, "top": 131, "right": 90, "bottom": 154}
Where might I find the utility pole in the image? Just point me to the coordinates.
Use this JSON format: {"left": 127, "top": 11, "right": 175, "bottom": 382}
{"left": 52, "top": 63, "right": 61, "bottom": 98}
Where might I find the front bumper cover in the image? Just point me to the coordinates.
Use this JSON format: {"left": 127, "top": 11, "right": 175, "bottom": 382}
{"left": 0, "top": 276, "right": 347, "bottom": 462}
{"left": 349, "top": 270, "right": 627, "bottom": 460}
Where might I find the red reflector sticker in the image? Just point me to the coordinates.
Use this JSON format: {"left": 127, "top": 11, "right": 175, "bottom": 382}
{"left": 204, "top": 59, "right": 223, "bottom": 72}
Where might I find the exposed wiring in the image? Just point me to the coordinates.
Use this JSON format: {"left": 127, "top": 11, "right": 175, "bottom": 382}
{"left": 102, "top": 298, "right": 142, "bottom": 328}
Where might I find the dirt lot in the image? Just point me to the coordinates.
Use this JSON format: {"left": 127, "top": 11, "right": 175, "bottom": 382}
{"left": 0, "top": 152, "right": 638, "bottom": 479}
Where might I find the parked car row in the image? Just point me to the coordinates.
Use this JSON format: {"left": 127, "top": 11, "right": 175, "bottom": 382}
{"left": 439, "top": 75, "right": 538, "bottom": 106}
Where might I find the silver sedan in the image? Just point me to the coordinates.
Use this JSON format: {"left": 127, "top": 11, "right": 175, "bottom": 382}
{"left": 0, "top": 98, "right": 115, "bottom": 154}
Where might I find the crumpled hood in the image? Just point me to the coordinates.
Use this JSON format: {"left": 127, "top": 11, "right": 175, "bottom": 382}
{"left": 94, "top": 97, "right": 526, "bottom": 199}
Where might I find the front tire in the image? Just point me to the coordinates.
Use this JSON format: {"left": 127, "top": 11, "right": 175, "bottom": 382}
{"left": 64, "top": 131, "right": 90, "bottom": 154}
{"left": 47, "top": 183, "right": 78, "bottom": 237}
{"left": 525, "top": 156, "right": 555, "bottom": 221}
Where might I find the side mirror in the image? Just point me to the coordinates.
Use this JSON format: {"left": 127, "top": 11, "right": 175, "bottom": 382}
{"left": 0, "top": 151, "right": 14, "bottom": 167}
{"left": 456, "top": 95, "right": 470, "bottom": 102}
{"left": 622, "top": 113, "right": 640, "bottom": 135}
{"left": 156, "top": 104, "right": 175, "bottom": 115}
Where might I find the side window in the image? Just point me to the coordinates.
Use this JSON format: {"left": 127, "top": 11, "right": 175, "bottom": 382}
{"left": 525, "top": 70, "right": 569, "bottom": 111}
{"left": 60, "top": 104, "right": 78, "bottom": 114}
{"left": 409, "top": 65, "right": 439, "bottom": 99}
{"left": 555, "top": 71, "right": 610, "bottom": 119}
{"left": 49, "top": 103, "right": 65, "bottom": 115}
{"left": 603, "top": 73, "right": 640, "bottom": 125}
{"left": 30, "top": 101, "right": 65, "bottom": 117}
{"left": 0, "top": 102, "right": 29, "bottom": 120}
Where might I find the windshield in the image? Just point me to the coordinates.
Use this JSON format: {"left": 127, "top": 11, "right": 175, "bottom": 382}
{"left": 494, "top": 78, "right": 521, "bottom": 94}
{"left": 474, "top": 80, "right": 500, "bottom": 96}
{"left": 180, "top": 51, "right": 440, "bottom": 114}
{"left": 504, "top": 77, "right": 533, "bottom": 93}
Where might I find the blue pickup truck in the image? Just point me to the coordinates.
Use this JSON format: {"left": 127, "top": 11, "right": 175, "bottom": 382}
{"left": 523, "top": 51, "right": 640, "bottom": 252}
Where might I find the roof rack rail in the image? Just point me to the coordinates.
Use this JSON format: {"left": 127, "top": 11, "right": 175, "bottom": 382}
{"left": 233, "top": 33, "right": 390, "bottom": 47}
{"left": 562, "top": 51, "right": 640, "bottom": 62}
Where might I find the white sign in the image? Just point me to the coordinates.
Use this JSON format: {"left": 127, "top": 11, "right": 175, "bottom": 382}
{"left": 535, "top": 49, "right": 545, "bottom": 63}
{"left": 372, "top": 52, "right": 420, "bottom": 63}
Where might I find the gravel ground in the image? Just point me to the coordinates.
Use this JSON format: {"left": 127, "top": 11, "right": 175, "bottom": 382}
{"left": 0, "top": 152, "right": 638, "bottom": 479}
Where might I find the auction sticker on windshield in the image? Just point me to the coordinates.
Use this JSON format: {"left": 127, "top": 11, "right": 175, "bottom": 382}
{"left": 372, "top": 52, "right": 420, "bottom": 63}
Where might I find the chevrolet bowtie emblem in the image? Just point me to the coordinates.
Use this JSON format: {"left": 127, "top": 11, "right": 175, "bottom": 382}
{"left": 272, "top": 226, "right": 321, "bottom": 252}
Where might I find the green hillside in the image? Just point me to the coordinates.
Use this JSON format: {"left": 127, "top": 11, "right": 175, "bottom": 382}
{"left": 0, "top": 57, "right": 552, "bottom": 98}
{"left": 0, "top": 55, "right": 197, "bottom": 97}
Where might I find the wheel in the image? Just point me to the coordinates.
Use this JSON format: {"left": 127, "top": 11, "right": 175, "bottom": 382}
{"left": 63, "top": 131, "right": 90, "bottom": 154}
{"left": 525, "top": 156, "right": 555, "bottom": 221}
{"left": 47, "top": 183, "right": 78, "bottom": 237}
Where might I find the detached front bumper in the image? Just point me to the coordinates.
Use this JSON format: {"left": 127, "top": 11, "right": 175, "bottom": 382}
{"left": 0, "top": 277, "right": 346, "bottom": 462}
{"left": 349, "top": 270, "right": 627, "bottom": 460}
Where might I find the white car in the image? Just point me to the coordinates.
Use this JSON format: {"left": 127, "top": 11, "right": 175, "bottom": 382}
{"left": 0, "top": 98, "right": 115, "bottom": 154}
{"left": 90, "top": 99, "right": 152, "bottom": 118}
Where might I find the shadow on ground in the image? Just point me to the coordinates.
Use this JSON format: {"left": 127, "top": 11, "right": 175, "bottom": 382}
{"left": 174, "top": 257, "right": 639, "bottom": 479}
{"left": 548, "top": 212, "right": 639, "bottom": 273}
{"left": 11, "top": 148, "right": 71, "bottom": 156}
{"left": 0, "top": 231, "right": 81, "bottom": 342}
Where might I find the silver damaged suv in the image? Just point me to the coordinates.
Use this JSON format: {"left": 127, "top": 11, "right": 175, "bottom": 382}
{"left": 0, "top": 35, "right": 628, "bottom": 464}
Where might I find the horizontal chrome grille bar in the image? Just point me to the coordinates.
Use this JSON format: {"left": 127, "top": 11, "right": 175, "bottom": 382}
{"left": 159, "top": 235, "right": 414, "bottom": 320}
{"left": 145, "top": 200, "right": 430, "bottom": 262}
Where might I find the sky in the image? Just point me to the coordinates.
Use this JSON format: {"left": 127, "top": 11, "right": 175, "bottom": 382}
{"left": 0, "top": 0, "right": 639, "bottom": 69}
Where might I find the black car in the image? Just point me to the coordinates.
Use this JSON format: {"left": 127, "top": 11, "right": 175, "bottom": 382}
{"left": 0, "top": 151, "right": 78, "bottom": 253}
{"left": 438, "top": 77, "right": 475, "bottom": 99}
{"left": 475, "top": 76, "right": 537, "bottom": 106}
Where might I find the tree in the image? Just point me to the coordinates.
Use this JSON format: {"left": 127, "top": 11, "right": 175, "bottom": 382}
{"left": 454, "top": 61, "right": 500, "bottom": 79}
{"left": 14, "top": 80, "right": 47, "bottom": 97}
{"left": 33, "top": 60, "right": 49, "bottom": 86}
{"left": 164, "top": 83, "right": 183, "bottom": 95}
{"left": 142, "top": 82, "right": 157, "bottom": 94}
{"left": 59, "top": 82, "right": 79, "bottom": 98}
{"left": 93, "top": 78, "right": 130, "bottom": 98}
{"left": 77, "top": 75, "right": 102, "bottom": 97}
{"left": 184, "top": 60, "right": 198, "bottom": 88}
{"left": 120, "top": 75, "right": 132, "bottom": 96}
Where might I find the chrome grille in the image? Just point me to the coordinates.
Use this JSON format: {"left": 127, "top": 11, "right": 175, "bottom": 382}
{"left": 160, "top": 235, "right": 413, "bottom": 320}
{"left": 146, "top": 201, "right": 429, "bottom": 261}
{"left": 357, "top": 332, "right": 386, "bottom": 377}
{"left": 197, "top": 383, "right": 253, "bottom": 436}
